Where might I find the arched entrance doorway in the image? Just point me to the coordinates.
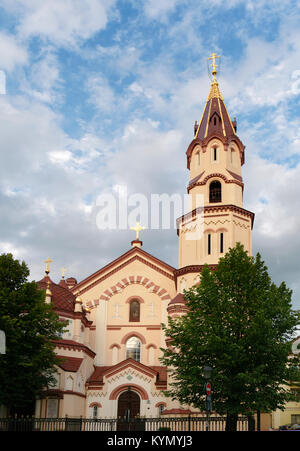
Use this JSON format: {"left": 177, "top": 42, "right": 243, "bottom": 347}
{"left": 117, "top": 388, "right": 140, "bottom": 420}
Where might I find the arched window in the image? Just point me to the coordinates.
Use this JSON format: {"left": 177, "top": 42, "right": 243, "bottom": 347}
{"left": 211, "top": 146, "right": 218, "bottom": 161}
{"left": 158, "top": 404, "right": 165, "bottom": 417}
{"left": 93, "top": 405, "right": 98, "bottom": 419}
{"left": 220, "top": 232, "right": 224, "bottom": 253}
{"left": 208, "top": 233, "right": 211, "bottom": 255}
{"left": 129, "top": 299, "right": 140, "bottom": 322}
{"left": 65, "top": 376, "right": 73, "bottom": 391}
{"left": 147, "top": 345, "right": 155, "bottom": 365}
{"left": 111, "top": 345, "right": 119, "bottom": 365}
{"left": 230, "top": 148, "right": 235, "bottom": 164}
{"left": 209, "top": 180, "right": 222, "bottom": 203}
{"left": 80, "top": 325, "right": 85, "bottom": 342}
{"left": 126, "top": 336, "right": 141, "bottom": 362}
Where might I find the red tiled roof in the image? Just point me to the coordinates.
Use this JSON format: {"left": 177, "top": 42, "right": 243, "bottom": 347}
{"left": 87, "top": 359, "right": 167, "bottom": 385}
{"left": 38, "top": 275, "right": 75, "bottom": 313}
{"left": 87, "top": 366, "right": 112, "bottom": 384}
{"left": 149, "top": 366, "right": 168, "bottom": 384}
{"left": 168, "top": 293, "right": 186, "bottom": 306}
{"left": 53, "top": 339, "right": 96, "bottom": 358}
{"left": 57, "top": 355, "right": 83, "bottom": 372}
{"left": 58, "top": 278, "right": 69, "bottom": 289}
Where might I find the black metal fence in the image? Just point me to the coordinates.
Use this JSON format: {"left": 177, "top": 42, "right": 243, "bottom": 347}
{"left": 0, "top": 416, "right": 249, "bottom": 432}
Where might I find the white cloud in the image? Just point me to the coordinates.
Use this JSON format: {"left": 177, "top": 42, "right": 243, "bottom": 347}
{"left": 48, "top": 150, "right": 72, "bottom": 165}
{"left": 0, "top": 241, "right": 27, "bottom": 258}
{"left": 86, "top": 74, "right": 118, "bottom": 113}
{"left": 1, "top": 0, "right": 116, "bottom": 47}
{"left": 107, "top": 118, "right": 185, "bottom": 195}
{"left": 0, "top": 32, "right": 28, "bottom": 71}
{"left": 20, "top": 50, "right": 63, "bottom": 104}
{"left": 242, "top": 149, "right": 300, "bottom": 308}
{"left": 144, "top": 0, "right": 183, "bottom": 19}
{"left": 0, "top": 0, "right": 299, "bottom": 310}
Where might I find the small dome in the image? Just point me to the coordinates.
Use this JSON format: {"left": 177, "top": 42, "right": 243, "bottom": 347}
{"left": 76, "top": 295, "right": 83, "bottom": 303}
{"left": 168, "top": 293, "right": 186, "bottom": 306}
{"left": 37, "top": 276, "right": 76, "bottom": 313}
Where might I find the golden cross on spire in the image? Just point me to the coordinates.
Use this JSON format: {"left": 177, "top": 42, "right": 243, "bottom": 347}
{"left": 61, "top": 267, "right": 66, "bottom": 279}
{"left": 130, "top": 222, "right": 146, "bottom": 241}
{"left": 44, "top": 258, "right": 53, "bottom": 274}
{"left": 208, "top": 53, "right": 221, "bottom": 81}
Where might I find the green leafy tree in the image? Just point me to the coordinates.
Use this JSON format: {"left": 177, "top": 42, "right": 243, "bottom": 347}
{"left": 0, "top": 254, "right": 67, "bottom": 415}
{"left": 161, "top": 243, "right": 300, "bottom": 431}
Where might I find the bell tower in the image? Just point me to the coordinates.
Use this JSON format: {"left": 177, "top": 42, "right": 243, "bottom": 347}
{"left": 176, "top": 54, "right": 255, "bottom": 292}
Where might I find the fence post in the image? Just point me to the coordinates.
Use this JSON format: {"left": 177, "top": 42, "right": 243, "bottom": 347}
{"left": 247, "top": 415, "right": 255, "bottom": 432}
{"left": 256, "top": 411, "right": 261, "bottom": 432}
{"left": 65, "top": 414, "right": 68, "bottom": 431}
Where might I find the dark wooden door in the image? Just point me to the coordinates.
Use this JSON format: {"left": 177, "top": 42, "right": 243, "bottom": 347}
{"left": 117, "top": 390, "right": 140, "bottom": 419}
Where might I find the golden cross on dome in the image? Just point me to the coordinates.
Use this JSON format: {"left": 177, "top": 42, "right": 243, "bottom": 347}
{"left": 61, "top": 267, "right": 66, "bottom": 279}
{"left": 44, "top": 258, "right": 53, "bottom": 274}
{"left": 130, "top": 222, "right": 146, "bottom": 241}
{"left": 208, "top": 53, "right": 221, "bottom": 80}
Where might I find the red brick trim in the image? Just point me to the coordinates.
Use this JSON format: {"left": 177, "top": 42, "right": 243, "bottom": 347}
{"left": 72, "top": 248, "right": 175, "bottom": 295}
{"left": 42, "top": 389, "right": 86, "bottom": 399}
{"left": 107, "top": 324, "right": 161, "bottom": 328}
{"left": 109, "top": 343, "right": 121, "bottom": 349}
{"left": 188, "top": 172, "right": 244, "bottom": 192}
{"left": 146, "top": 343, "right": 157, "bottom": 349}
{"left": 89, "top": 402, "right": 102, "bottom": 408}
{"left": 121, "top": 331, "right": 146, "bottom": 345}
{"left": 162, "top": 409, "right": 192, "bottom": 415}
{"left": 155, "top": 402, "right": 167, "bottom": 408}
{"left": 87, "top": 275, "right": 172, "bottom": 309}
{"left": 186, "top": 134, "right": 245, "bottom": 170}
{"left": 233, "top": 214, "right": 250, "bottom": 223}
{"left": 167, "top": 305, "right": 189, "bottom": 315}
{"left": 53, "top": 339, "right": 96, "bottom": 358}
{"left": 109, "top": 384, "right": 148, "bottom": 400}
{"left": 86, "top": 385, "right": 104, "bottom": 390}
{"left": 176, "top": 204, "right": 254, "bottom": 235}
{"left": 64, "top": 390, "right": 86, "bottom": 399}
{"left": 125, "top": 296, "right": 145, "bottom": 304}
{"left": 92, "top": 359, "right": 158, "bottom": 383}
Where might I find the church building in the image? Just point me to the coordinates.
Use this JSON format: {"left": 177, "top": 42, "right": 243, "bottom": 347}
{"left": 35, "top": 55, "right": 255, "bottom": 420}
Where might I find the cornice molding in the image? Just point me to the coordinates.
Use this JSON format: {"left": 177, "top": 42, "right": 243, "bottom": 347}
{"left": 72, "top": 247, "right": 175, "bottom": 296}
{"left": 176, "top": 204, "right": 255, "bottom": 235}
{"left": 187, "top": 172, "right": 244, "bottom": 192}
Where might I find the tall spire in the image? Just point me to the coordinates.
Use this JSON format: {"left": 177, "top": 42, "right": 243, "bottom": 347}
{"left": 194, "top": 53, "right": 236, "bottom": 142}
{"left": 187, "top": 53, "right": 244, "bottom": 170}
{"left": 206, "top": 53, "right": 223, "bottom": 100}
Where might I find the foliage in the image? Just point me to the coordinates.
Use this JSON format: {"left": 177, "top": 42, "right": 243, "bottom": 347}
{"left": 0, "top": 253, "right": 67, "bottom": 414}
{"left": 161, "top": 244, "right": 300, "bottom": 424}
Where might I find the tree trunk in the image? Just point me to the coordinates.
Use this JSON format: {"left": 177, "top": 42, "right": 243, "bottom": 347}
{"left": 225, "top": 413, "right": 238, "bottom": 431}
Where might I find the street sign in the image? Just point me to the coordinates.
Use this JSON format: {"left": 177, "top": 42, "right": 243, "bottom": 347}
{"left": 206, "top": 382, "right": 211, "bottom": 395}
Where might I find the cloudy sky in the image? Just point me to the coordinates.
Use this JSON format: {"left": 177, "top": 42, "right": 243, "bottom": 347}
{"left": 0, "top": 0, "right": 300, "bottom": 309}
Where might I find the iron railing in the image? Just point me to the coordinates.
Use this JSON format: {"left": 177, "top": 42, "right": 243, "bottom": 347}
{"left": 0, "top": 415, "right": 249, "bottom": 432}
